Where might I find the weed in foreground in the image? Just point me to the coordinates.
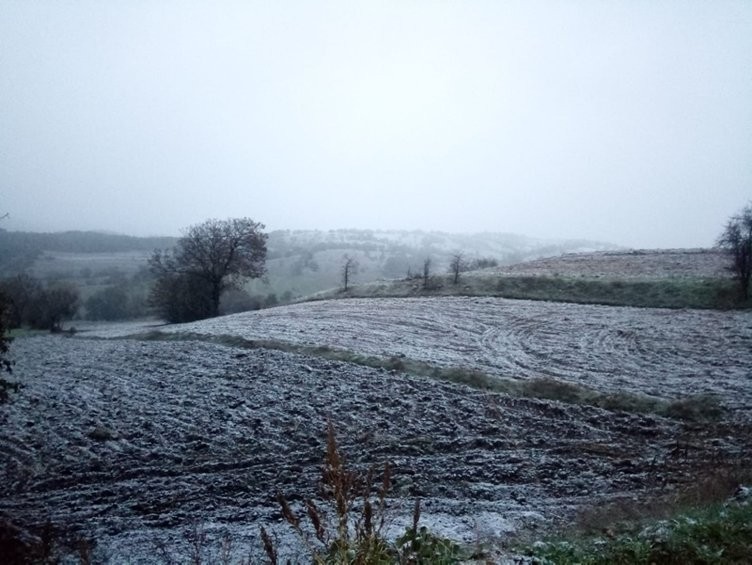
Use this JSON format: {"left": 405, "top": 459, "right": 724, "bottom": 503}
{"left": 264, "top": 421, "right": 463, "bottom": 564}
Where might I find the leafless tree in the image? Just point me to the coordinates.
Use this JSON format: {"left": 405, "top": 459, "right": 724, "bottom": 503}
{"left": 718, "top": 202, "right": 752, "bottom": 300}
{"left": 422, "top": 257, "right": 431, "bottom": 290}
{"left": 448, "top": 252, "right": 466, "bottom": 285}
{"left": 341, "top": 255, "right": 358, "bottom": 291}
{"left": 149, "top": 218, "right": 267, "bottom": 320}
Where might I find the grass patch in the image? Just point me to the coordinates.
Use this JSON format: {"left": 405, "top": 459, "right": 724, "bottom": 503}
{"left": 520, "top": 377, "right": 583, "bottom": 403}
{"left": 308, "top": 274, "right": 751, "bottom": 310}
{"left": 516, "top": 465, "right": 752, "bottom": 564}
{"left": 7, "top": 328, "right": 49, "bottom": 338}
{"left": 432, "top": 366, "right": 499, "bottom": 390}
{"left": 521, "top": 494, "right": 752, "bottom": 564}
{"left": 517, "top": 379, "right": 724, "bottom": 422}
{"left": 662, "top": 394, "right": 725, "bottom": 422}
{"left": 128, "top": 331, "right": 726, "bottom": 422}
{"left": 492, "top": 275, "right": 749, "bottom": 309}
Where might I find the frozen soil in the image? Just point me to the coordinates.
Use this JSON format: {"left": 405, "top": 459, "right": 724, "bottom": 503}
{"left": 141, "top": 297, "right": 752, "bottom": 416}
{"left": 2, "top": 335, "right": 751, "bottom": 562}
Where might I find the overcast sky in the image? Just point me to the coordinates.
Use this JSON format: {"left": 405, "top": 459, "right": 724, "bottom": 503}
{"left": 1, "top": 1, "right": 751, "bottom": 248}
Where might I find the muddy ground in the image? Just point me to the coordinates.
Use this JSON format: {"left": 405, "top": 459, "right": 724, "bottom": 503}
{"left": 2, "top": 332, "right": 751, "bottom": 562}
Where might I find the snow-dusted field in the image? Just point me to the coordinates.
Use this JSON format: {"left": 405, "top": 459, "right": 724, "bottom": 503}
{"left": 129, "top": 297, "right": 752, "bottom": 415}
{"left": 488, "top": 249, "right": 730, "bottom": 280}
{"left": 3, "top": 335, "right": 751, "bottom": 562}
{"left": 5, "top": 294, "right": 752, "bottom": 561}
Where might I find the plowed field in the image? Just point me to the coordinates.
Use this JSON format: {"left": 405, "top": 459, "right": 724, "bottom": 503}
{"left": 2, "top": 296, "right": 751, "bottom": 562}
{"left": 156, "top": 297, "right": 752, "bottom": 415}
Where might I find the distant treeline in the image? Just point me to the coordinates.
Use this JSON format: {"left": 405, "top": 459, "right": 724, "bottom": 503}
{"left": 0, "top": 229, "right": 177, "bottom": 273}
{"left": 0, "top": 228, "right": 620, "bottom": 316}
{"left": 0, "top": 229, "right": 176, "bottom": 253}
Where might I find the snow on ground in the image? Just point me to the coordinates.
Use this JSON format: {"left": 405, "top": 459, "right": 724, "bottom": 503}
{"left": 2, "top": 335, "right": 750, "bottom": 562}
{"left": 6, "top": 292, "right": 752, "bottom": 561}
{"left": 486, "top": 249, "right": 730, "bottom": 280}
{"left": 129, "top": 297, "right": 752, "bottom": 415}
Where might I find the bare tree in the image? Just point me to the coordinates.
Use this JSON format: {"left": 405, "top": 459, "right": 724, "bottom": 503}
{"left": 341, "top": 255, "right": 358, "bottom": 291}
{"left": 448, "top": 252, "right": 466, "bottom": 285}
{"left": 422, "top": 257, "right": 431, "bottom": 290}
{"left": 149, "top": 218, "right": 267, "bottom": 320}
{"left": 718, "top": 203, "right": 752, "bottom": 300}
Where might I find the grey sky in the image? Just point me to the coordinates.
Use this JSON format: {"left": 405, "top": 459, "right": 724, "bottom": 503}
{"left": 1, "top": 1, "right": 750, "bottom": 248}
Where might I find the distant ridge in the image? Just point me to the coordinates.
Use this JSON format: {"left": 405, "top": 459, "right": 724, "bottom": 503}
{"left": 0, "top": 227, "right": 620, "bottom": 299}
{"left": 0, "top": 229, "right": 176, "bottom": 254}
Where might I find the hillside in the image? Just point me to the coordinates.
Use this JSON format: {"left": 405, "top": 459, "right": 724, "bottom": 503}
{"left": 250, "top": 229, "right": 618, "bottom": 298}
{"left": 313, "top": 248, "right": 744, "bottom": 310}
{"left": 1, "top": 228, "right": 617, "bottom": 303}
{"left": 487, "top": 248, "right": 730, "bottom": 280}
{"left": 0, "top": 229, "right": 176, "bottom": 274}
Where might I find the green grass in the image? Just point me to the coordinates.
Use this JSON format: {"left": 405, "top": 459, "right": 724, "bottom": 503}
{"left": 517, "top": 465, "right": 752, "bottom": 564}
{"left": 130, "top": 331, "right": 725, "bottom": 423}
{"left": 493, "top": 276, "right": 748, "bottom": 310}
{"left": 522, "top": 497, "right": 752, "bottom": 564}
{"left": 307, "top": 274, "right": 750, "bottom": 310}
{"left": 7, "top": 327, "right": 49, "bottom": 338}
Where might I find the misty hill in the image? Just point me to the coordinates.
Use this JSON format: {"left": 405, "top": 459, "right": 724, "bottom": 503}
{"left": 311, "top": 248, "right": 743, "bottom": 310}
{"left": 0, "top": 229, "right": 176, "bottom": 274}
{"left": 0, "top": 227, "right": 617, "bottom": 301}
{"left": 249, "top": 229, "right": 618, "bottom": 298}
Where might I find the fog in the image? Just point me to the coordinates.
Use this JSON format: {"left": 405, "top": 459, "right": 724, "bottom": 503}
{"left": 1, "top": 1, "right": 750, "bottom": 248}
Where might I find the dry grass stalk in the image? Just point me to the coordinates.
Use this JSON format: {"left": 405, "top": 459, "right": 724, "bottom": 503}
{"left": 323, "top": 419, "right": 355, "bottom": 546}
{"left": 188, "top": 521, "right": 207, "bottom": 565}
{"left": 306, "top": 498, "right": 326, "bottom": 544}
{"left": 377, "top": 462, "right": 391, "bottom": 533}
{"left": 269, "top": 420, "right": 396, "bottom": 564}
{"left": 277, "top": 493, "right": 301, "bottom": 529}
{"left": 411, "top": 499, "right": 421, "bottom": 538}
{"left": 259, "top": 526, "right": 277, "bottom": 565}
